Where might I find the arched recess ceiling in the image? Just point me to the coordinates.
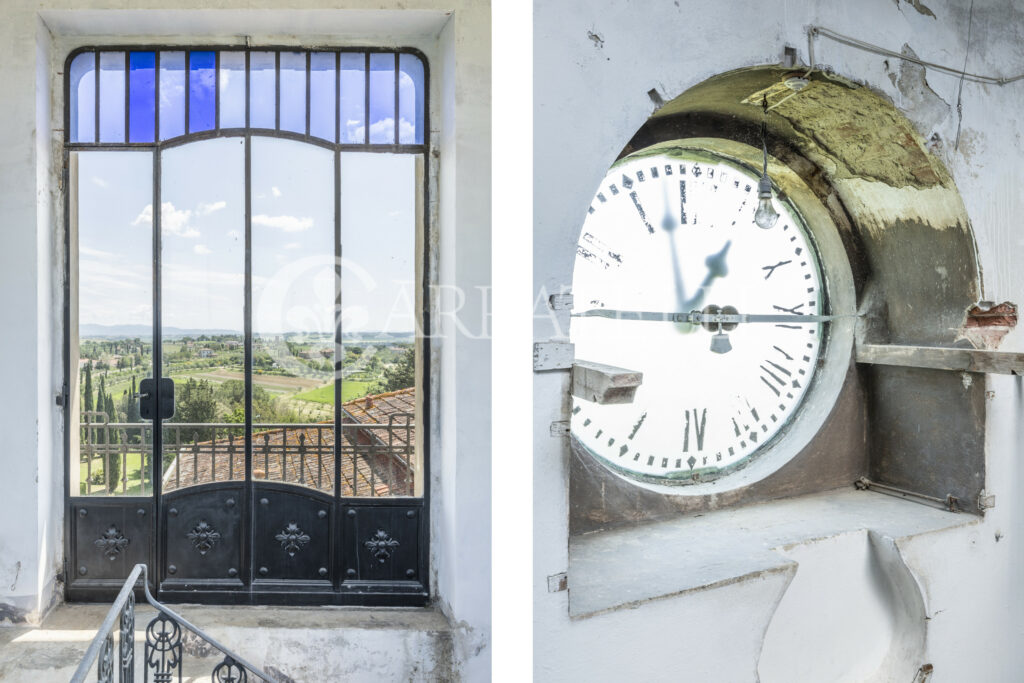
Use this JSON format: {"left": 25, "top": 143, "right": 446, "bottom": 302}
{"left": 627, "top": 65, "right": 981, "bottom": 346}
{"left": 569, "top": 65, "right": 986, "bottom": 533}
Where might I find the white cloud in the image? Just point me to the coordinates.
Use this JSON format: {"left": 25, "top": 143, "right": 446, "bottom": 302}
{"left": 252, "top": 214, "right": 313, "bottom": 232}
{"left": 284, "top": 242, "right": 301, "bottom": 250}
{"left": 193, "top": 244, "right": 212, "bottom": 255}
{"left": 197, "top": 200, "right": 226, "bottom": 215}
{"left": 271, "top": 186, "right": 282, "bottom": 197}
{"left": 133, "top": 202, "right": 200, "bottom": 238}
{"left": 347, "top": 117, "right": 416, "bottom": 143}
{"left": 91, "top": 176, "right": 108, "bottom": 188}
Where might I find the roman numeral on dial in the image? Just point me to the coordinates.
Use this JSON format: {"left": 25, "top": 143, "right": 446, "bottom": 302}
{"left": 683, "top": 408, "right": 707, "bottom": 452}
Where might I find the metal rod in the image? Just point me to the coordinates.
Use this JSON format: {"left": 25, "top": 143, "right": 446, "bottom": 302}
{"left": 855, "top": 477, "right": 959, "bottom": 512}
{"left": 574, "top": 308, "right": 857, "bottom": 325}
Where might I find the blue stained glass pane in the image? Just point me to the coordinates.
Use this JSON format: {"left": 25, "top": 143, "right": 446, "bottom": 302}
{"left": 398, "top": 54, "right": 424, "bottom": 145}
{"left": 128, "top": 52, "right": 156, "bottom": 142}
{"left": 69, "top": 52, "right": 95, "bottom": 143}
{"left": 280, "top": 51, "right": 306, "bottom": 134}
{"left": 99, "top": 52, "right": 126, "bottom": 143}
{"left": 249, "top": 51, "right": 276, "bottom": 129}
{"left": 159, "top": 51, "right": 186, "bottom": 140}
{"left": 309, "top": 52, "right": 336, "bottom": 142}
{"left": 219, "top": 51, "right": 246, "bottom": 128}
{"left": 189, "top": 51, "right": 216, "bottom": 133}
{"left": 368, "top": 53, "right": 395, "bottom": 144}
{"left": 338, "top": 53, "right": 365, "bottom": 144}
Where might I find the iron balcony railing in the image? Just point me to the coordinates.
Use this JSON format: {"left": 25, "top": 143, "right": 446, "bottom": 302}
{"left": 78, "top": 414, "right": 415, "bottom": 497}
{"left": 71, "top": 563, "right": 278, "bottom": 683}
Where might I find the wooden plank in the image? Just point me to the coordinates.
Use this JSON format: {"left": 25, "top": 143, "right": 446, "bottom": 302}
{"left": 856, "top": 343, "right": 1024, "bottom": 375}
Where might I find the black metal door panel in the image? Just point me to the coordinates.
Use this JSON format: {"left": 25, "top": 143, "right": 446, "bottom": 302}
{"left": 162, "top": 484, "right": 244, "bottom": 588}
{"left": 68, "top": 499, "right": 153, "bottom": 599}
{"left": 253, "top": 484, "right": 332, "bottom": 586}
{"left": 342, "top": 503, "right": 423, "bottom": 586}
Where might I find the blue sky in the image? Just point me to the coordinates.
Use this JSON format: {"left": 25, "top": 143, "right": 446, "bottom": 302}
{"left": 77, "top": 140, "right": 416, "bottom": 336}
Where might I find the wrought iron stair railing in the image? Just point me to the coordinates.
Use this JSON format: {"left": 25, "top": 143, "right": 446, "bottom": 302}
{"left": 72, "top": 563, "right": 278, "bottom": 682}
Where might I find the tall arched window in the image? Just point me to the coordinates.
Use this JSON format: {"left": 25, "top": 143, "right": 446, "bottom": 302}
{"left": 64, "top": 47, "right": 430, "bottom": 606}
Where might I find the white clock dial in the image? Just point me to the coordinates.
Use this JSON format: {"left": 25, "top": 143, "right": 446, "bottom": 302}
{"left": 570, "top": 150, "right": 826, "bottom": 485}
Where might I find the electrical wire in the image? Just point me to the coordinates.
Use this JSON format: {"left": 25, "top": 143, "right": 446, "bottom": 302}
{"left": 955, "top": 1, "right": 975, "bottom": 150}
{"left": 761, "top": 95, "right": 769, "bottom": 176}
{"left": 807, "top": 25, "right": 1024, "bottom": 86}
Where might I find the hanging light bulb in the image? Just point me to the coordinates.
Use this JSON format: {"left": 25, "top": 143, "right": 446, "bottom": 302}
{"left": 754, "top": 95, "right": 779, "bottom": 229}
{"left": 755, "top": 175, "right": 779, "bottom": 229}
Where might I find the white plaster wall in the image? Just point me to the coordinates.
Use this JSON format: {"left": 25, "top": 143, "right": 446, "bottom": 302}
{"left": 0, "top": 1, "right": 490, "bottom": 679}
{"left": 534, "top": 0, "right": 1024, "bottom": 680}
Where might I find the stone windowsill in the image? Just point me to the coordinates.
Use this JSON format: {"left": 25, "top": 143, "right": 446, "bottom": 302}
{"left": 567, "top": 487, "right": 977, "bottom": 619}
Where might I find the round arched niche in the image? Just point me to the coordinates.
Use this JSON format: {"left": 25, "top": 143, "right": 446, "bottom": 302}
{"left": 569, "top": 65, "right": 985, "bottom": 535}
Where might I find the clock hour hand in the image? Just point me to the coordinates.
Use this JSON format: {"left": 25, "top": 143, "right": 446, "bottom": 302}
{"left": 680, "top": 241, "right": 732, "bottom": 311}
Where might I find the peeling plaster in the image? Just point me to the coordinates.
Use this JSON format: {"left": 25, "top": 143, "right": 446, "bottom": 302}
{"left": 894, "top": 0, "right": 937, "bottom": 19}
{"left": 886, "top": 44, "right": 952, "bottom": 136}
{"left": 831, "top": 178, "right": 969, "bottom": 237}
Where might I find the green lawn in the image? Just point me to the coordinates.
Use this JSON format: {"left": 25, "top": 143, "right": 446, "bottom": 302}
{"left": 79, "top": 451, "right": 148, "bottom": 496}
{"left": 294, "top": 381, "right": 373, "bottom": 405}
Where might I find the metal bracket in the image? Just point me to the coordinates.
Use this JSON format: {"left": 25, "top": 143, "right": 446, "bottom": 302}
{"left": 547, "top": 572, "right": 568, "bottom": 593}
{"left": 571, "top": 360, "right": 643, "bottom": 405}
{"left": 549, "top": 420, "right": 570, "bottom": 437}
{"left": 534, "top": 341, "right": 575, "bottom": 371}
{"left": 856, "top": 343, "right": 1024, "bottom": 376}
{"left": 978, "top": 490, "right": 996, "bottom": 511}
{"left": 549, "top": 293, "right": 573, "bottom": 311}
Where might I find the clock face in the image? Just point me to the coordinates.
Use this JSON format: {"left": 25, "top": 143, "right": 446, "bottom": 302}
{"left": 570, "top": 149, "right": 826, "bottom": 486}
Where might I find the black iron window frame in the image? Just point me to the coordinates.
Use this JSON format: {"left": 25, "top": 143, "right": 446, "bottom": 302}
{"left": 61, "top": 45, "right": 432, "bottom": 606}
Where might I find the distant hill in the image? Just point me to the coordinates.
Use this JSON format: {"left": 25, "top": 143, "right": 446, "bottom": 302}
{"left": 80, "top": 324, "right": 241, "bottom": 339}
{"left": 80, "top": 324, "right": 415, "bottom": 341}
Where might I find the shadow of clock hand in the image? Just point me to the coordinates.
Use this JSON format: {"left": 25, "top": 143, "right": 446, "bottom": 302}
{"left": 681, "top": 240, "right": 732, "bottom": 311}
{"left": 661, "top": 188, "right": 688, "bottom": 312}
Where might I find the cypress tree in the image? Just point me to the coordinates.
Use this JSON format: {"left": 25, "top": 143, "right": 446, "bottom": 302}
{"left": 83, "top": 363, "right": 94, "bottom": 413}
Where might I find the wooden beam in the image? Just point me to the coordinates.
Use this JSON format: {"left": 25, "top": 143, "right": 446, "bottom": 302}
{"left": 856, "top": 344, "right": 1024, "bottom": 375}
{"left": 571, "top": 360, "right": 643, "bottom": 404}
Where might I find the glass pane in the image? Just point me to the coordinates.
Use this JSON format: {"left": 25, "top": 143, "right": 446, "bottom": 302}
{"left": 340, "top": 153, "right": 418, "bottom": 496}
{"left": 69, "top": 52, "right": 96, "bottom": 143}
{"left": 188, "top": 51, "right": 216, "bottom": 133}
{"left": 251, "top": 138, "right": 335, "bottom": 492}
{"left": 218, "top": 51, "right": 246, "bottom": 129}
{"left": 368, "top": 53, "right": 396, "bottom": 144}
{"left": 249, "top": 51, "right": 276, "bottom": 129}
{"left": 398, "top": 53, "right": 424, "bottom": 145}
{"left": 159, "top": 51, "right": 186, "bottom": 140}
{"left": 74, "top": 151, "right": 154, "bottom": 496}
{"left": 309, "top": 52, "right": 336, "bottom": 142}
{"left": 99, "top": 52, "right": 126, "bottom": 143}
{"left": 128, "top": 52, "right": 156, "bottom": 143}
{"left": 279, "top": 51, "right": 306, "bottom": 134}
{"left": 339, "top": 53, "right": 365, "bottom": 144}
{"left": 160, "top": 138, "right": 246, "bottom": 491}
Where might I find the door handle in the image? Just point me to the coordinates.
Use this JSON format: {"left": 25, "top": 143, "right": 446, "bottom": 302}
{"left": 139, "top": 377, "right": 175, "bottom": 420}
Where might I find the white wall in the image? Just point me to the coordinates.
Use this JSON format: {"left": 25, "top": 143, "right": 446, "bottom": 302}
{"left": 0, "top": 2, "right": 490, "bottom": 679}
{"left": 534, "top": 0, "right": 1024, "bottom": 680}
